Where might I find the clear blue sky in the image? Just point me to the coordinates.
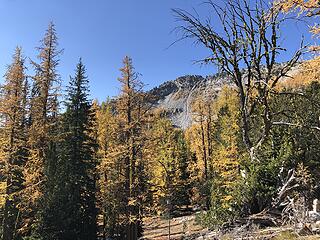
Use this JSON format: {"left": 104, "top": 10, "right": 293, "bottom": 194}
{"left": 0, "top": 0, "right": 312, "bottom": 101}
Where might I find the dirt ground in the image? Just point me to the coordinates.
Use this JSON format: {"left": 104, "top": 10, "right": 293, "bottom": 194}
{"left": 143, "top": 214, "right": 206, "bottom": 239}
{"left": 142, "top": 214, "right": 320, "bottom": 240}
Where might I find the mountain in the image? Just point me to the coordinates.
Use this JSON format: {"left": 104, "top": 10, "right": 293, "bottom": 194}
{"left": 149, "top": 73, "right": 230, "bottom": 129}
{"left": 149, "top": 62, "right": 303, "bottom": 129}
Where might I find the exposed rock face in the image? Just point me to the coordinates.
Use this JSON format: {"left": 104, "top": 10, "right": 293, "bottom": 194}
{"left": 149, "top": 63, "right": 302, "bottom": 129}
{"left": 149, "top": 73, "right": 230, "bottom": 129}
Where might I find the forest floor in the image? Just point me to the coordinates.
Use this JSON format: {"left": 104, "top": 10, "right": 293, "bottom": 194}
{"left": 142, "top": 213, "right": 205, "bottom": 239}
{"left": 142, "top": 213, "right": 320, "bottom": 240}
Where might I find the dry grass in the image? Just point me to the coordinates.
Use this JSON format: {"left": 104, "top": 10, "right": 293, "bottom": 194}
{"left": 142, "top": 214, "right": 206, "bottom": 239}
{"left": 142, "top": 214, "right": 320, "bottom": 240}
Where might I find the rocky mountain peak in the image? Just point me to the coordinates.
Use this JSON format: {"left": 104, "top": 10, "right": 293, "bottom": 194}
{"left": 149, "top": 73, "right": 230, "bottom": 129}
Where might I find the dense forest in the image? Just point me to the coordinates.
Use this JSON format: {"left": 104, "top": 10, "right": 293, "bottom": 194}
{"left": 1, "top": 0, "right": 320, "bottom": 239}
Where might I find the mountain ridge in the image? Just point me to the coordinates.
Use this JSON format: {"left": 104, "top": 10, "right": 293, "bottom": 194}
{"left": 149, "top": 72, "right": 230, "bottom": 129}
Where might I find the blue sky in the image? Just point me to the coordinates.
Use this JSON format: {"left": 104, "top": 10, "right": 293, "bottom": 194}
{"left": 0, "top": 0, "right": 312, "bottom": 101}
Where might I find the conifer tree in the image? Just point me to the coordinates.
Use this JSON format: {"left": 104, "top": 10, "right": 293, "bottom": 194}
{"left": 173, "top": 131, "right": 192, "bottom": 208}
{"left": 185, "top": 87, "right": 242, "bottom": 212}
{"left": 97, "top": 56, "right": 151, "bottom": 240}
{"left": 275, "top": 0, "right": 319, "bottom": 51}
{"left": 96, "top": 100, "right": 122, "bottom": 238}
{"left": 175, "top": 0, "right": 302, "bottom": 163}
{"left": 116, "top": 56, "right": 146, "bottom": 240}
{"left": 149, "top": 117, "right": 176, "bottom": 213}
{"left": 186, "top": 98, "right": 215, "bottom": 209}
{"left": 43, "top": 59, "right": 97, "bottom": 240}
{"left": 210, "top": 87, "right": 241, "bottom": 213}
{"left": 148, "top": 116, "right": 192, "bottom": 213}
{"left": 0, "top": 47, "right": 28, "bottom": 240}
{"left": 22, "top": 22, "right": 61, "bottom": 236}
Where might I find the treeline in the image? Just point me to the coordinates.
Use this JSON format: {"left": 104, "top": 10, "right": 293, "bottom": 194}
{"left": 188, "top": 79, "right": 320, "bottom": 227}
{"left": 1, "top": 0, "right": 320, "bottom": 240}
{"left": 0, "top": 24, "right": 97, "bottom": 240}
{"left": 0, "top": 23, "right": 194, "bottom": 240}
{"left": 174, "top": 0, "right": 320, "bottom": 229}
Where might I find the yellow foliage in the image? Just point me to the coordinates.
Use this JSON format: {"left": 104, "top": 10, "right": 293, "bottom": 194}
{"left": 148, "top": 117, "right": 178, "bottom": 210}
{"left": 0, "top": 181, "right": 6, "bottom": 206}
{"left": 275, "top": 0, "right": 319, "bottom": 50}
{"left": 276, "top": 0, "right": 320, "bottom": 14}
{"left": 278, "top": 57, "right": 320, "bottom": 89}
{"left": 186, "top": 86, "right": 242, "bottom": 208}
{"left": 211, "top": 87, "right": 241, "bottom": 198}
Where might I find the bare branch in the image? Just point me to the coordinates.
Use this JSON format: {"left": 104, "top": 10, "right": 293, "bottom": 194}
{"left": 174, "top": 0, "right": 304, "bottom": 161}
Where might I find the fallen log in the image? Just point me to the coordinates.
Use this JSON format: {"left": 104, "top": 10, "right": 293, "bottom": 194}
{"left": 234, "top": 209, "right": 282, "bottom": 228}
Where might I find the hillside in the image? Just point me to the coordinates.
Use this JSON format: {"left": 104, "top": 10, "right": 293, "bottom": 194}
{"left": 149, "top": 73, "right": 230, "bottom": 129}
{"left": 148, "top": 64, "right": 301, "bottom": 129}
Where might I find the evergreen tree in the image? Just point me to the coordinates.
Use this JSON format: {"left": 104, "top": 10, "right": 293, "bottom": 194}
{"left": 173, "top": 131, "right": 192, "bottom": 209}
{"left": 0, "top": 47, "right": 28, "bottom": 240}
{"left": 42, "top": 59, "right": 97, "bottom": 240}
